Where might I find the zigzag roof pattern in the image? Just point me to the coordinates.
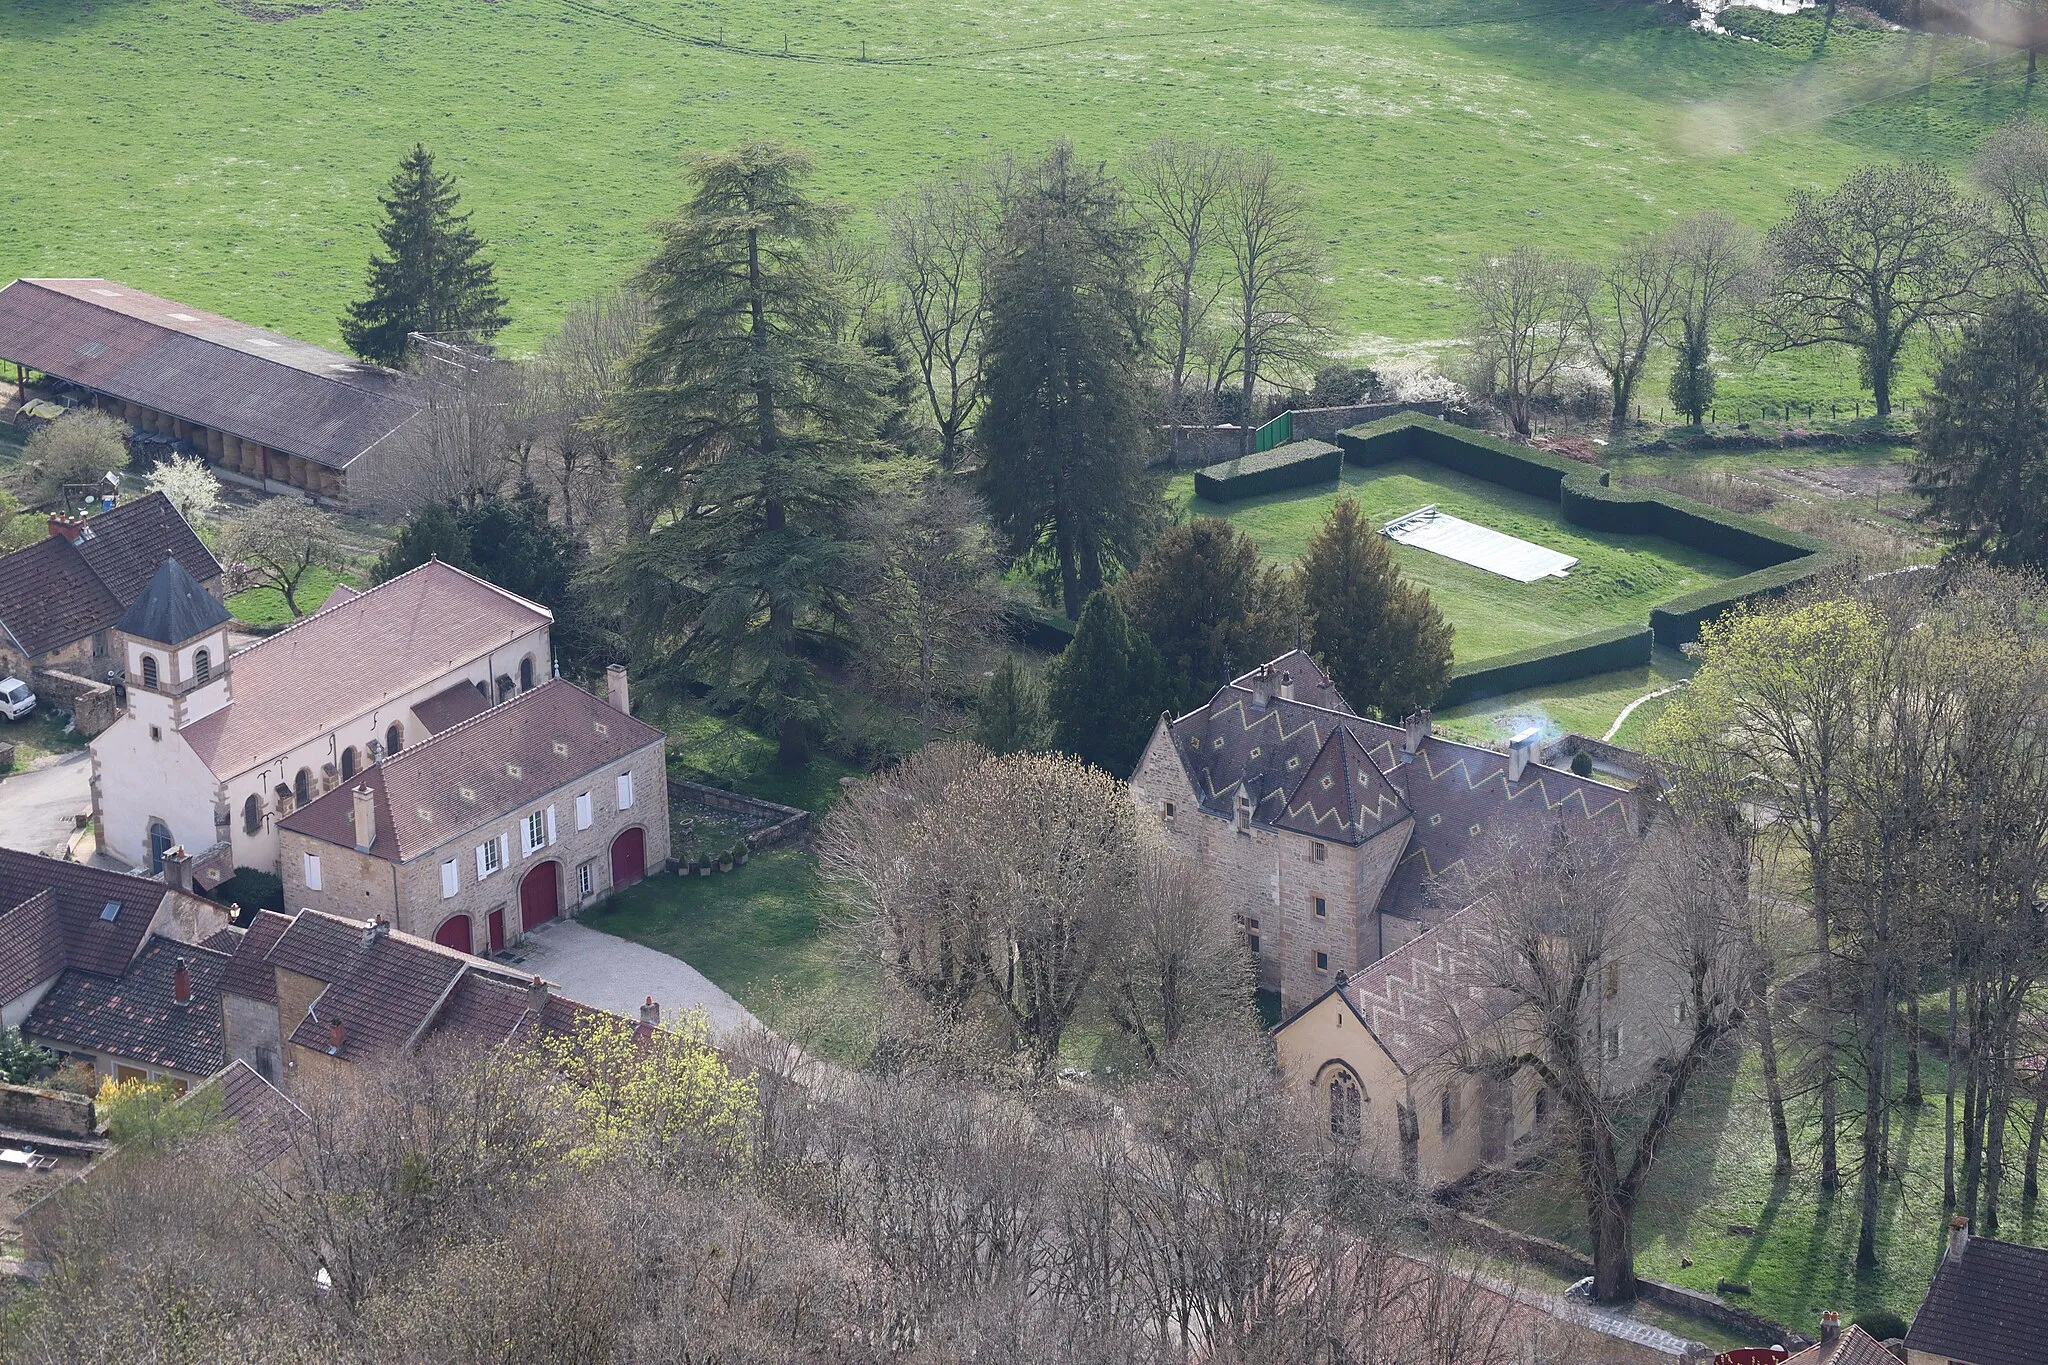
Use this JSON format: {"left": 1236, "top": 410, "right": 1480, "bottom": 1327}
{"left": 1162, "top": 654, "right": 1641, "bottom": 921}
{"left": 1337, "top": 907, "right": 1516, "bottom": 1074}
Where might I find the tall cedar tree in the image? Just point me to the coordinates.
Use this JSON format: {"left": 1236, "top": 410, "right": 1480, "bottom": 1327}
{"left": 607, "top": 144, "right": 885, "bottom": 764}
{"left": 1299, "top": 498, "right": 1453, "bottom": 717}
{"left": 980, "top": 143, "right": 1155, "bottom": 620}
{"left": 1118, "top": 517, "right": 1300, "bottom": 695}
{"left": 1913, "top": 291, "right": 2048, "bottom": 569}
{"left": 975, "top": 653, "right": 1049, "bottom": 755}
{"left": 1045, "top": 591, "right": 1176, "bottom": 776}
{"left": 342, "top": 145, "right": 509, "bottom": 366}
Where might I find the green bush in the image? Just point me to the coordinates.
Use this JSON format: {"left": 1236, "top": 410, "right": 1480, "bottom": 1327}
{"left": 1336, "top": 414, "right": 1599, "bottom": 498}
{"left": 1852, "top": 1310, "right": 1910, "bottom": 1341}
{"left": 1193, "top": 438, "right": 1342, "bottom": 503}
{"left": 1650, "top": 553, "right": 1845, "bottom": 648}
{"left": 1438, "top": 623, "right": 1654, "bottom": 707}
{"left": 1570, "top": 751, "right": 1594, "bottom": 777}
{"left": 215, "top": 866, "right": 285, "bottom": 922}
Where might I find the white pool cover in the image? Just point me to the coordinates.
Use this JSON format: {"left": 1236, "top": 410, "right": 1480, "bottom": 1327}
{"left": 1380, "top": 505, "right": 1577, "bottom": 583}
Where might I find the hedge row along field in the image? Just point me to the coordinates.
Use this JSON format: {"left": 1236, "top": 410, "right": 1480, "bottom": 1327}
{"left": 1193, "top": 439, "right": 1343, "bottom": 503}
{"left": 1331, "top": 415, "right": 1839, "bottom": 703}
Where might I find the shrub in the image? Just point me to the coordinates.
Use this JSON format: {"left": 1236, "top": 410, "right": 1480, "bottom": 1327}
{"left": 215, "top": 866, "right": 285, "bottom": 921}
{"left": 1650, "top": 554, "right": 1844, "bottom": 648}
{"left": 0, "top": 1026, "right": 54, "bottom": 1085}
{"left": 1852, "top": 1310, "right": 1910, "bottom": 1341}
{"left": 1570, "top": 751, "right": 1594, "bottom": 777}
{"left": 1193, "top": 438, "right": 1342, "bottom": 503}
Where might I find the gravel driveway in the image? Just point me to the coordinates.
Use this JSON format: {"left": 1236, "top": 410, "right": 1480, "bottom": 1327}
{"left": 0, "top": 750, "right": 92, "bottom": 857}
{"left": 505, "top": 918, "right": 758, "bottom": 1036}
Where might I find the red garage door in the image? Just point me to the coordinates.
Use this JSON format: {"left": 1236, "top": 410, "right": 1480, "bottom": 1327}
{"left": 610, "top": 827, "right": 646, "bottom": 890}
{"left": 433, "top": 914, "right": 472, "bottom": 954}
{"left": 519, "top": 861, "right": 561, "bottom": 932}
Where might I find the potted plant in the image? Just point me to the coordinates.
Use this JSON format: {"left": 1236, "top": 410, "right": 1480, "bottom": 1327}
{"left": 716, "top": 850, "right": 734, "bottom": 873}
{"left": 733, "top": 841, "right": 749, "bottom": 867}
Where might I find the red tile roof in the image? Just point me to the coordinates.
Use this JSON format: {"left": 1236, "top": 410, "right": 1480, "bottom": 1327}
{"left": 24, "top": 935, "right": 230, "bottom": 1077}
{"left": 411, "top": 679, "right": 492, "bottom": 735}
{"left": 0, "top": 491, "right": 219, "bottom": 657}
{"left": 279, "top": 678, "right": 664, "bottom": 863}
{"left": 0, "top": 278, "right": 419, "bottom": 472}
{"left": 208, "top": 1058, "right": 306, "bottom": 1168}
{"left": 220, "top": 909, "right": 293, "bottom": 1004}
{"left": 0, "top": 890, "right": 68, "bottom": 1006}
{"left": 1785, "top": 1325, "right": 1904, "bottom": 1365}
{"left": 0, "top": 848, "right": 178, "bottom": 981}
{"left": 176, "top": 559, "right": 551, "bottom": 779}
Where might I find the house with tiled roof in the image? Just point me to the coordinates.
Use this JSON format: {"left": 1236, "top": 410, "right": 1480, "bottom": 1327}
{"left": 89, "top": 556, "right": 553, "bottom": 883}
{"left": 23, "top": 936, "right": 231, "bottom": 1089}
{"left": 213, "top": 906, "right": 610, "bottom": 1091}
{"left": 1130, "top": 650, "right": 1643, "bottom": 1014}
{"left": 1903, "top": 1219, "right": 2048, "bottom": 1365}
{"left": 274, "top": 672, "right": 669, "bottom": 956}
{"left": 0, "top": 848, "right": 231, "bottom": 1032}
{"left": 0, "top": 491, "right": 220, "bottom": 685}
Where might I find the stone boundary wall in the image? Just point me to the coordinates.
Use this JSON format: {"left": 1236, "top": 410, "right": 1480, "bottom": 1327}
{"left": 0, "top": 1082, "right": 95, "bottom": 1140}
{"left": 667, "top": 778, "right": 811, "bottom": 851}
{"left": 1443, "top": 1210, "right": 1811, "bottom": 1351}
{"left": 30, "top": 667, "right": 117, "bottom": 737}
{"left": 1160, "top": 400, "right": 1450, "bottom": 467}
{"left": 1540, "top": 733, "right": 1653, "bottom": 776}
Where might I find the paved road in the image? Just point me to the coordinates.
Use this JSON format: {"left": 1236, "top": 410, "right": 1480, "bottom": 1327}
{"left": 505, "top": 918, "right": 758, "bottom": 1036}
{"left": 0, "top": 751, "right": 92, "bottom": 857}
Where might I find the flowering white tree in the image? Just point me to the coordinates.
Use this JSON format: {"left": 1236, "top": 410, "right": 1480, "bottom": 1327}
{"left": 143, "top": 454, "right": 222, "bottom": 528}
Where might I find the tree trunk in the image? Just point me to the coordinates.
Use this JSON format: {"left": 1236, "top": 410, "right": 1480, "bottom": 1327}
{"left": 1856, "top": 1003, "right": 1887, "bottom": 1269}
{"left": 2023, "top": 1079, "right": 2047, "bottom": 1205}
{"left": 1816, "top": 889, "right": 1840, "bottom": 1191}
{"left": 1589, "top": 1194, "right": 1637, "bottom": 1302}
{"left": 1757, "top": 979, "right": 1794, "bottom": 1180}
{"left": 1945, "top": 973, "right": 1959, "bottom": 1207}
{"left": 1905, "top": 995, "right": 1923, "bottom": 1106}
{"left": 1983, "top": 1040, "right": 2013, "bottom": 1234}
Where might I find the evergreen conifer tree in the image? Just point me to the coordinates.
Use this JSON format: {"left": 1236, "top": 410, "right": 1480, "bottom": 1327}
{"left": 1117, "top": 517, "right": 1300, "bottom": 695}
{"left": 1045, "top": 591, "right": 1175, "bottom": 775}
{"left": 1299, "top": 498, "right": 1453, "bottom": 718}
{"left": 979, "top": 144, "right": 1156, "bottom": 619}
{"left": 342, "top": 145, "right": 510, "bottom": 366}
{"left": 1913, "top": 290, "right": 2048, "bottom": 570}
{"left": 606, "top": 143, "right": 887, "bottom": 764}
{"left": 975, "top": 653, "right": 1049, "bottom": 755}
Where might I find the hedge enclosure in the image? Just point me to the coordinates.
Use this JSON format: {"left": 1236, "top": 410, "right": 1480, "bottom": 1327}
{"left": 1438, "top": 623, "right": 1654, "bottom": 708}
{"left": 1192, "top": 439, "right": 1343, "bottom": 503}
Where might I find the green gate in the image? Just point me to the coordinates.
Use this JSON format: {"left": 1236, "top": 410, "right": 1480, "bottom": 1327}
{"left": 1253, "top": 410, "right": 1293, "bottom": 453}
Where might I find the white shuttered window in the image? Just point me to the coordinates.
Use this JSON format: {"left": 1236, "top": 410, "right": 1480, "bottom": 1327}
{"left": 441, "top": 859, "right": 459, "bottom": 899}
{"left": 575, "top": 793, "right": 593, "bottom": 830}
{"left": 303, "top": 853, "right": 322, "bottom": 891}
{"left": 617, "top": 771, "right": 635, "bottom": 810}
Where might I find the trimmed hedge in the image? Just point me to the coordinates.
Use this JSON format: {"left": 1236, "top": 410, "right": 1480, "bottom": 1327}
{"left": 1003, "top": 604, "right": 1077, "bottom": 653}
{"left": 1321, "top": 412, "right": 1846, "bottom": 685}
{"left": 1650, "top": 552, "right": 1846, "bottom": 648}
{"left": 1193, "top": 438, "right": 1342, "bottom": 503}
{"left": 1335, "top": 413, "right": 1602, "bottom": 498}
{"left": 1438, "top": 623, "right": 1654, "bottom": 708}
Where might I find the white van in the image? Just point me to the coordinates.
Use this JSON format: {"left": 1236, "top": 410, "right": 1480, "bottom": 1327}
{"left": 0, "top": 678, "right": 36, "bottom": 722}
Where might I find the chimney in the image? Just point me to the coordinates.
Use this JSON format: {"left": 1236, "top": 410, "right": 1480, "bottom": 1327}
{"left": 1250, "top": 664, "right": 1275, "bottom": 709}
{"left": 162, "top": 845, "right": 191, "bottom": 892}
{"left": 361, "top": 916, "right": 388, "bottom": 948}
{"left": 172, "top": 957, "right": 192, "bottom": 1007}
{"left": 351, "top": 785, "right": 377, "bottom": 852}
{"left": 1819, "top": 1310, "right": 1840, "bottom": 1342}
{"left": 640, "top": 995, "right": 661, "bottom": 1028}
{"left": 46, "top": 513, "right": 85, "bottom": 544}
{"left": 527, "top": 974, "right": 550, "bottom": 1014}
{"left": 1948, "top": 1214, "right": 1970, "bottom": 1260}
{"left": 1507, "top": 727, "right": 1541, "bottom": 783}
{"left": 605, "top": 663, "right": 631, "bottom": 715}
{"left": 327, "top": 1019, "right": 347, "bottom": 1055}
{"left": 1278, "top": 671, "right": 1296, "bottom": 702}
{"left": 1402, "top": 709, "right": 1432, "bottom": 756}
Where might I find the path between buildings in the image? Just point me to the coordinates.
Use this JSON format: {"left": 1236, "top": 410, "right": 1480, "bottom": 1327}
{"left": 502, "top": 917, "right": 759, "bottom": 1035}
{"left": 0, "top": 751, "right": 91, "bottom": 858}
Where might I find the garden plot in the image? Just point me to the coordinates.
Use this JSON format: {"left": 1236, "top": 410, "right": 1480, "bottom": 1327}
{"left": 1381, "top": 505, "right": 1577, "bottom": 583}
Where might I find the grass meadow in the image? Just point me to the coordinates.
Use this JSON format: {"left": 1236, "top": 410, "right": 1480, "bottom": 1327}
{"left": 0, "top": 0, "right": 2035, "bottom": 406}
{"left": 1166, "top": 458, "right": 1745, "bottom": 660}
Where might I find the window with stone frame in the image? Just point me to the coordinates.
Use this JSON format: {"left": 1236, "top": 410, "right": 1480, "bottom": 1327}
{"left": 1329, "top": 1073, "right": 1364, "bottom": 1143}
{"left": 1313, "top": 895, "right": 1327, "bottom": 918}
{"left": 1315, "top": 950, "right": 1328, "bottom": 972}
{"left": 524, "top": 809, "right": 546, "bottom": 854}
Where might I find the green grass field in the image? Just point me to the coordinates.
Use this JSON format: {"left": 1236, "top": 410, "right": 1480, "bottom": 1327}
{"left": 1435, "top": 644, "right": 1695, "bottom": 747}
{"left": 1475, "top": 1035, "right": 2048, "bottom": 1332}
{"left": 1167, "top": 458, "right": 1745, "bottom": 661}
{"left": 0, "top": 0, "right": 2029, "bottom": 407}
{"left": 225, "top": 566, "right": 357, "bottom": 626}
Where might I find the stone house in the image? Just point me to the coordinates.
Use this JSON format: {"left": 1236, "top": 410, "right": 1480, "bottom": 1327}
{"left": 1128, "top": 649, "right": 1644, "bottom": 1017}
{"left": 212, "top": 906, "right": 613, "bottom": 1090}
{"left": 274, "top": 670, "right": 669, "bottom": 957}
{"left": 0, "top": 848, "right": 232, "bottom": 1034}
{"left": 1901, "top": 1219, "right": 2048, "bottom": 1365}
{"left": 23, "top": 935, "right": 232, "bottom": 1092}
{"left": 0, "top": 492, "right": 220, "bottom": 685}
{"left": 90, "top": 556, "right": 554, "bottom": 884}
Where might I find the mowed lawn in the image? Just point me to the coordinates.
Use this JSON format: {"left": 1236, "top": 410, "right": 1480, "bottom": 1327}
{"left": 1166, "top": 459, "right": 1746, "bottom": 661}
{"left": 1435, "top": 644, "right": 1696, "bottom": 748}
{"left": 0, "top": 0, "right": 2026, "bottom": 406}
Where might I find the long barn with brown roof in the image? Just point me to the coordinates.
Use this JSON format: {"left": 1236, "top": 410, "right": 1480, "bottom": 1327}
{"left": 0, "top": 278, "right": 419, "bottom": 504}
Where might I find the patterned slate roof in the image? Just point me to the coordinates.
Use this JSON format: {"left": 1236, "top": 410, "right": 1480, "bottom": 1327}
{"left": 1164, "top": 655, "right": 1640, "bottom": 920}
{"left": 0, "top": 849, "right": 175, "bottom": 980}
{"left": 1906, "top": 1235, "right": 2048, "bottom": 1365}
{"left": 24, "top": 935, "right": 230, "bottom": 1077}
{"left": 175, "top": 559, "right": 551, "bottom": 780}
{"left": 1335, "top": 907, "right": 1516, "bottom": 1074}
{"left": 0, "top": 278, "right": 419, "bottom": 472}
{"left": 0, "top": 492, "right": 220, "bottom": 657}
{"left": 279, "top": 678, "right": 665, "bottom": 863}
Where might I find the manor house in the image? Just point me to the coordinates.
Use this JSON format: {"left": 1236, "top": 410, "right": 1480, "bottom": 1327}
{"left": 90, "top": 557, "right": 555, "bottom": 885}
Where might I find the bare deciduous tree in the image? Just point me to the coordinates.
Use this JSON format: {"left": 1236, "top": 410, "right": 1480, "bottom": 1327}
{"left": 530, "top": 287, "right": 646, "bottom": 537}
{"left": 1574, "top": 232, "right": 1680, "bottom": 434}
{"left": 1220, "top": 151, "right": 1326, "bottom": 452}
{"left": 1128, "top": 138, "right": 1233, "bottom": 452}
{"left": 359, "top": 345, "right": 522, "bottom": 513}
{"left": 1973, "top": 117, "right": 2048, "bottom": 299}
{"left": 1462, "top": 245, "right": 1582, "bottom": 436}
{"left": 1666, "top": 211, "right": 1758, "bottom": 426}
{"left": 217, "top": 497, "right": 345, "bottom": 618}
{"left": 885, "top": 173, "right": 996, "bottom": 468}
{"left": 1096, "top": 838, "right": 1253, "bottom": 1067}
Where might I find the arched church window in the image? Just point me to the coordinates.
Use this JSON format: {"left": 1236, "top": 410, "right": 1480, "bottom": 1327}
{"left": 243, "top": 793, "right": 263, "bottom": 836}
{"left": 341, "top": 747, "right": 357, "bottom": 781}
{"left": 1329, "top": 1073, "right": 1364, "bottom": 1143}
{"left": 386, "top": 722, "right": 404, "bottom": 756}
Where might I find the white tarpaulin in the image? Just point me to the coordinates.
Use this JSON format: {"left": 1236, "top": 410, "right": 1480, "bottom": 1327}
{"left": 1380, "top": 505, "right": 1577, "bottom": 583}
